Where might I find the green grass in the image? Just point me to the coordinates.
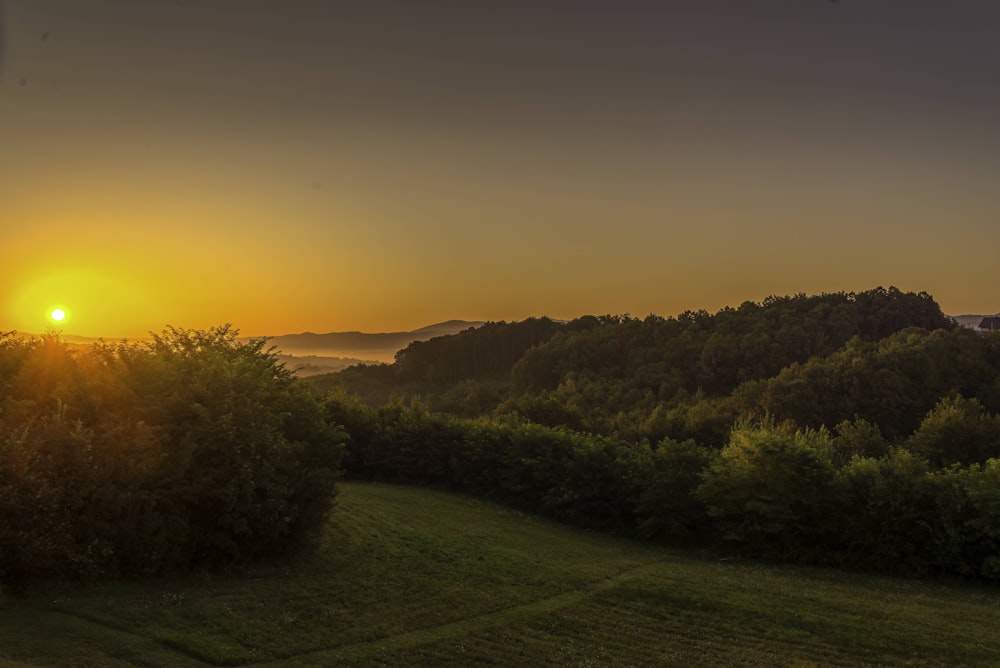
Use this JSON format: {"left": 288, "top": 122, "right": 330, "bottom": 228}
{"left": 2, "top": 481, "right": 999, "bottom": 666}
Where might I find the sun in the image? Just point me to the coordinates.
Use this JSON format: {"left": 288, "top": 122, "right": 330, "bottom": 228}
{"left": 50, "top": 308, "right": 66, "bottom": 322}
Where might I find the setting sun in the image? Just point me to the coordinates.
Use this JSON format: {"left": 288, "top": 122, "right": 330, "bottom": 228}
{"left": 50, "top": 308, "right": 66, "bottom": 322}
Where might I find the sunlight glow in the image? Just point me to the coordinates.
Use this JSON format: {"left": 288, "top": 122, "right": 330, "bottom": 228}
{"left": 8, "top": 265, "right": 167, "bottom": 337}
{"left": 50, "top": 308, "right": 66, "bottom": 322}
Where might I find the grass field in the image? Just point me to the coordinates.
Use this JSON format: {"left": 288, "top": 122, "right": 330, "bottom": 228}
{"left": 2, "top": 481, "right": 999, "bottom": 666}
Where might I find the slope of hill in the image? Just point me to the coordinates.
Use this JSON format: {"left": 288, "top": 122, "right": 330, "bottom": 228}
{"left": 273, "top": 353, "right": 370, "bottom": 376}
{"left": 2, "top": 482, "right": 999, "bottom": 667}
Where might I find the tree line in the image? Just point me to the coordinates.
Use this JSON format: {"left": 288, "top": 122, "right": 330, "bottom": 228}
{"left": 309, "top": 287, "right": 981, "bottom": 446}
{"left": 326, "top": 396, "right": 1000, "bottom": 579}
{"left": 5, "top": 286, "right": 1000, "bottom": 584}
{"left": 314, "top": 286, "right": 1000, "bottom": 579}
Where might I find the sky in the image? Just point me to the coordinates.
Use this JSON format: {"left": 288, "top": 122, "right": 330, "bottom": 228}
{"left": 1, "top": 0, "right": 998, "bottom": 338}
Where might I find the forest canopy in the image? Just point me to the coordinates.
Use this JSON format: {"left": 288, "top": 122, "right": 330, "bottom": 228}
{"left": 314, "top": 287, "right": 1000, "bottom": 579}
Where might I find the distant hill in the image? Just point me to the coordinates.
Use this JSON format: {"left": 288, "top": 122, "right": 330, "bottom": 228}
{"left": 272, "top": 354, "right": 371, "bottom": 377}
{"left": 263, "top": 320, "right": 486, "bottom": 362}
{"left": 11, "top": 321, "right": 486, "bottom": 374}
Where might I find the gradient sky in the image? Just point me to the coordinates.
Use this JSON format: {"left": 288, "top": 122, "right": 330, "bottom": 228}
{"left": 2, "top": 0, "right": 998, "bottom": 338}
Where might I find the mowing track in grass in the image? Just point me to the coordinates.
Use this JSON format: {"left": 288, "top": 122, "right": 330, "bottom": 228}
{"left": 2, "top": 482, "right": 999, "bottom": 666}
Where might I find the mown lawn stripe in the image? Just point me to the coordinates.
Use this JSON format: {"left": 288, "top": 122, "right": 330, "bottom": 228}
{"left": 3, "top": 482, "right": 999, "bottom": 667}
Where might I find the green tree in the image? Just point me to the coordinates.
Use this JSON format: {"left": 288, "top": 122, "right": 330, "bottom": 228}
{"left": 695, "top": 421, "right": 837, "bottom": 558}
{"left": 832, "top": 417, "right": 889, "bottom": 466}
{"left": 835, "top": 450, "right": 936, "bottom": 575}
{"left": 907, "top": 396, "right": 1000, "bottom": 467}
{"left": 630, "top": 437, "right": 714, "bottom": 542}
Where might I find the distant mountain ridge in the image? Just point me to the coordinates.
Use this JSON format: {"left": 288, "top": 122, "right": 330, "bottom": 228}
{"left": 264, "top": 320, "right": 486, "bottom": 362}
{"left": 13, "top": 320, "right": 487, "bottom": 368}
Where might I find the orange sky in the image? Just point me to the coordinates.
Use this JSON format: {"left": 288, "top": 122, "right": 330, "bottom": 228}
{"left": 2, "top": 1, "right": 998, "bottom": 338}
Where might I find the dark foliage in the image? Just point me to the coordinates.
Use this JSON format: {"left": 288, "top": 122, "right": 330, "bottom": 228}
{"left": 394, "top": 317, "right": 564, "bottom": 383}
{"left": 0, "top": 327, "right": 345, "bottom": 583}
{"left": 309, "top": 287, "right": 955, "bottom": 447}
{"left": 742, "top": 327, "right": 1000, "bottom": 439}
{"left": 320, "top": 288, "right": 1000, "bottom": 580}
{"left": 330, "top": 398, "right": 1000, "bottom": 580}
{"left": 7, "top": 286, "right": 999, "bottom": 584}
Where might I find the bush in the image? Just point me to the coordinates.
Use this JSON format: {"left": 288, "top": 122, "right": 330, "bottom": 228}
{"left": 834, "top": 450, "right": 936, "bottom": 575}
{"left": 907, "top": 396, "right": 1000, "bottom": 467}
{"left": 0, "top": 327, "right": 345, "bottom": 583}
{"left": 695, "top": 421, "right": 838, "bottom": 559}
{"left": 630, "top": 437, "right": 714, "bottom": 543}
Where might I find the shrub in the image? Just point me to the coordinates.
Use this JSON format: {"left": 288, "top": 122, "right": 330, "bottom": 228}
{"left": 0, "top": 327, "right": 345, "bottom": 583}
{"left": 695, "top": 421, "right": 838, "bottom": 559}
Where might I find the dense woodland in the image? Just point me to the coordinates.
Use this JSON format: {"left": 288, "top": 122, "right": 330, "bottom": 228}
{"left": 313, "top": 287, "right": 1000, "bottom": 579}
{"left": 3, "top": 287, "right": 1000, "bottom": 585}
